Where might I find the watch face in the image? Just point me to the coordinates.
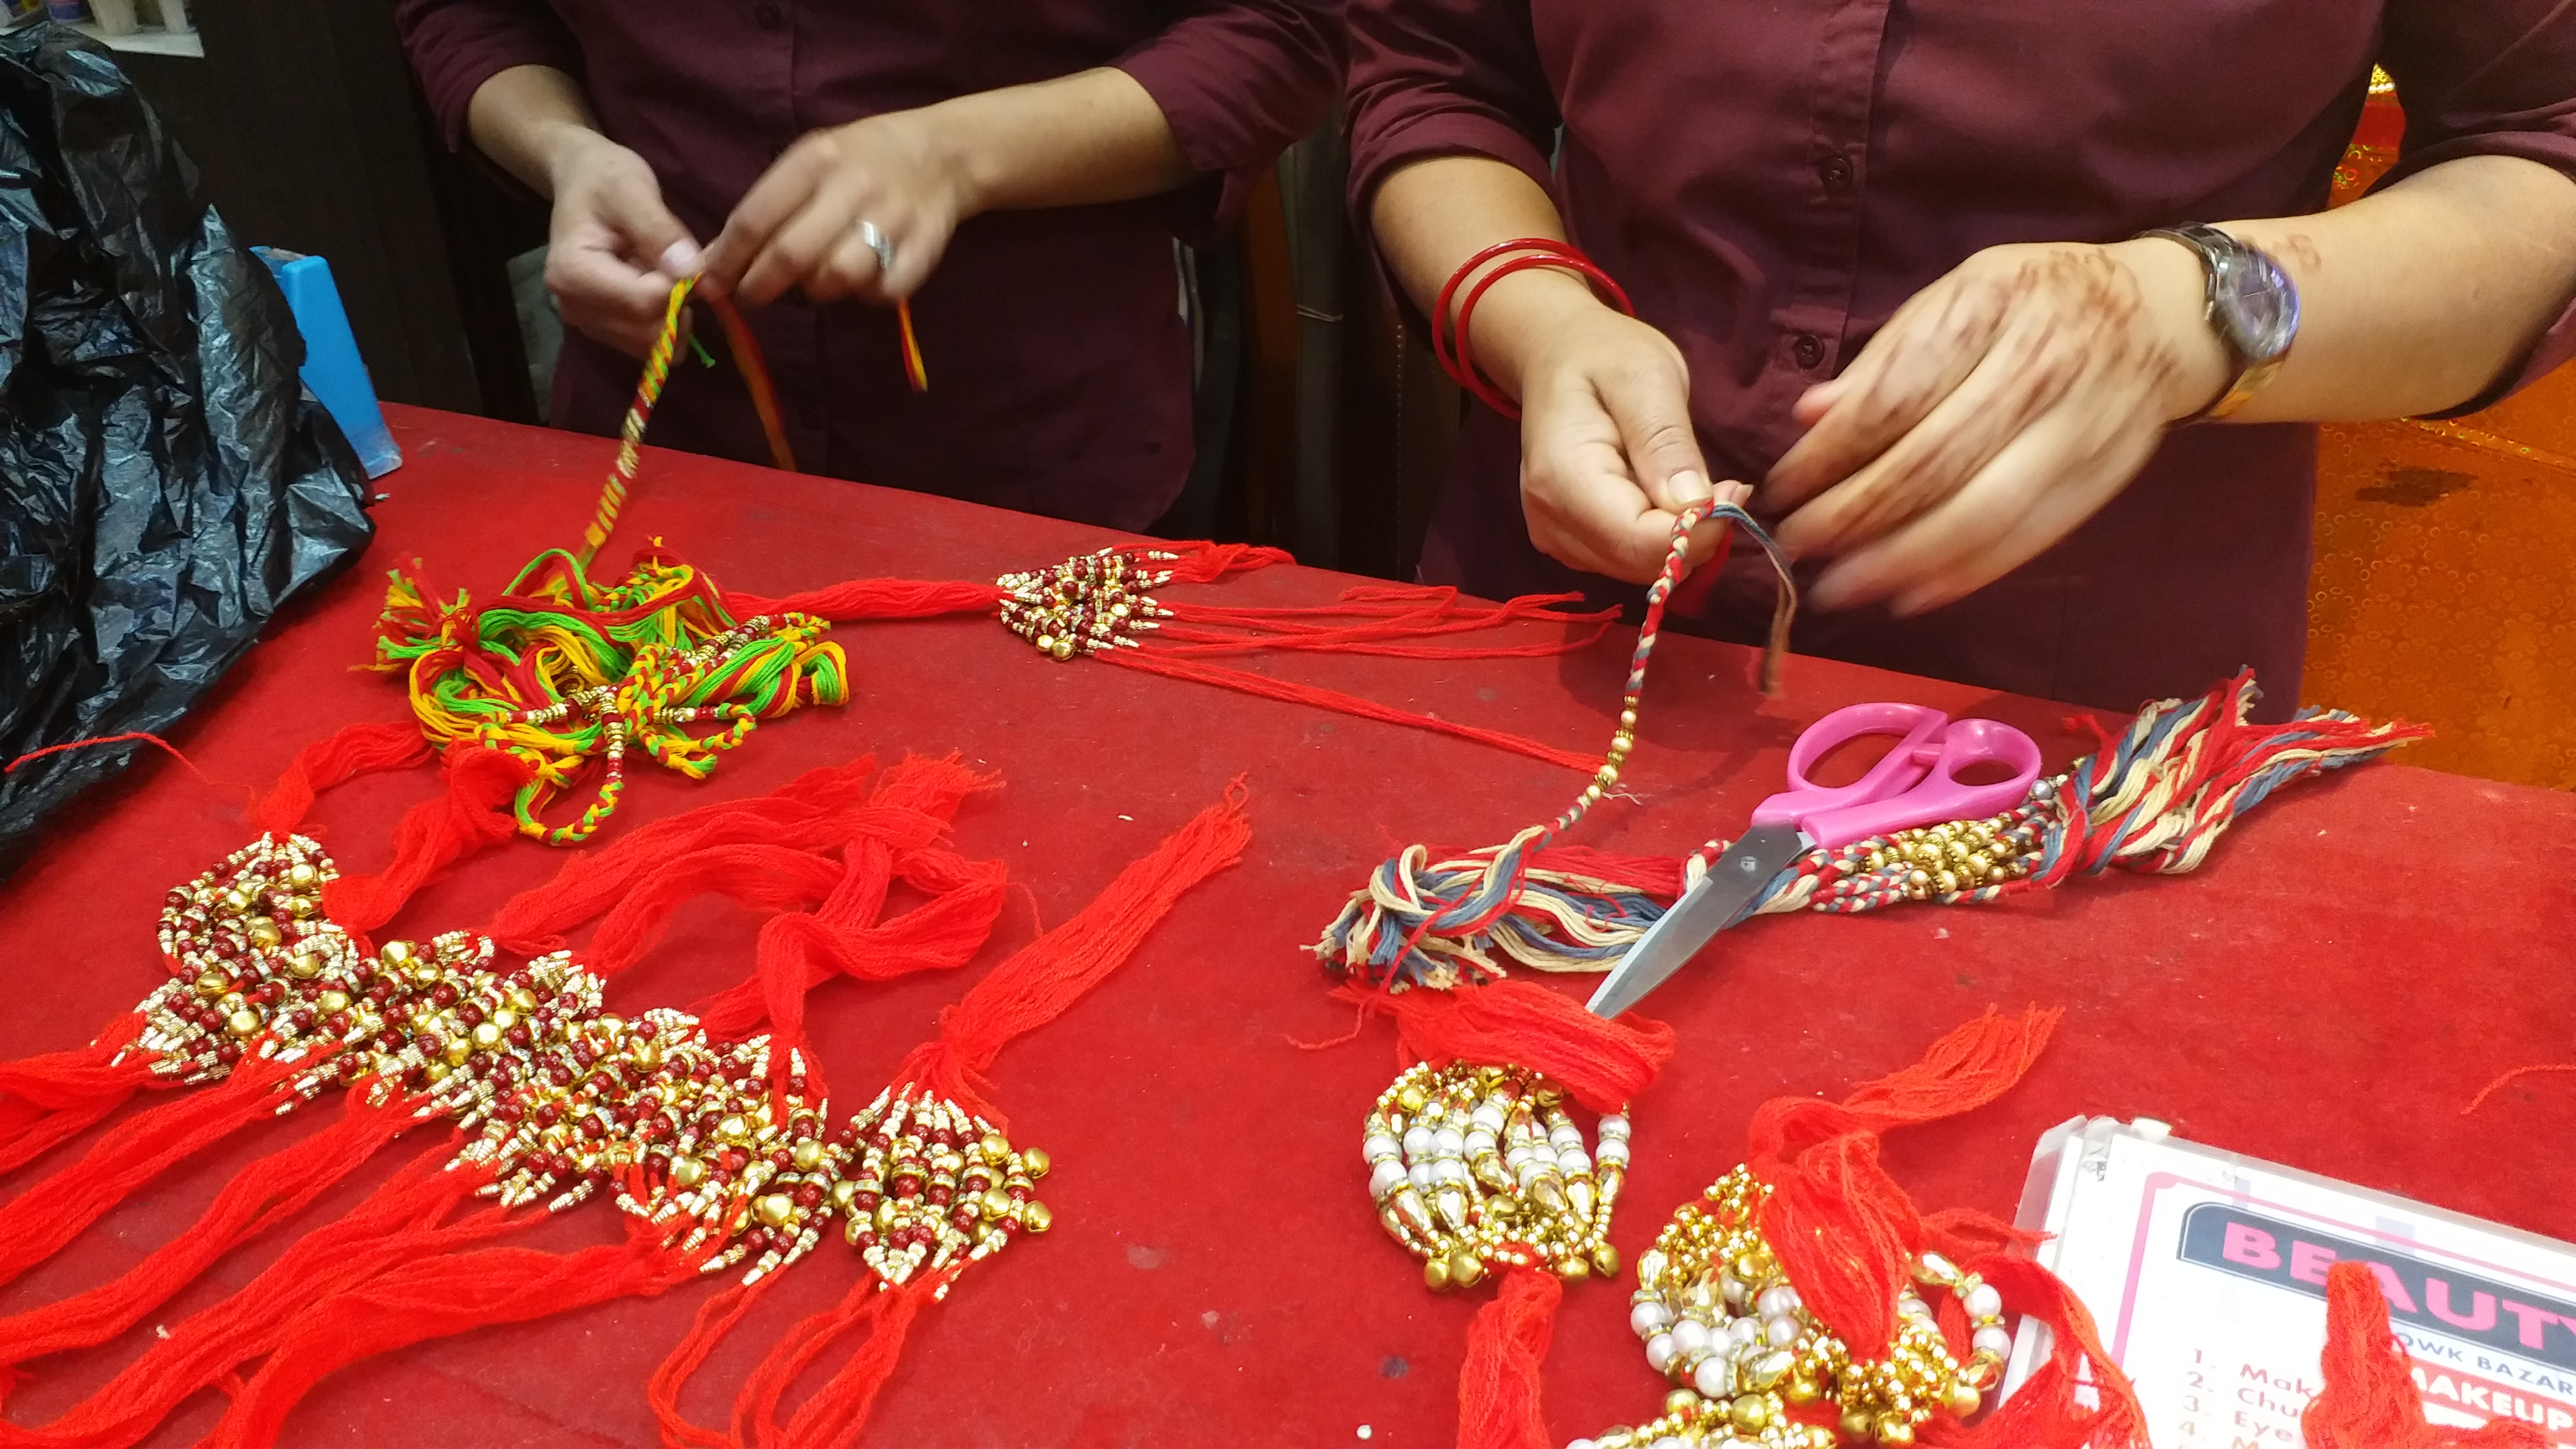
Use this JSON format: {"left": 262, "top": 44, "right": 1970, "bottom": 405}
{"left": 2212, "top": 250, "right": 2301, "bottom": 362}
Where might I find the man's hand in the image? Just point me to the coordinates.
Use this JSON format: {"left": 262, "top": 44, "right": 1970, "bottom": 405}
{"left": 1761, "top": 240, "right": 2230, "bottom": 615}
{"left": 1499, "top": 273, "right": 1748, "bottom": 583}
{"left": 543, "top": 131, "right": 700, "bottom": 357}
{"left": 697, "top": 113, "right": 962, "bottom": 309}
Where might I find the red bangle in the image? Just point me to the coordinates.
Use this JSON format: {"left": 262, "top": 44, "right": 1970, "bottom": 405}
{"left": 1433, "top": 239, "right": 1636, "bottom": 420}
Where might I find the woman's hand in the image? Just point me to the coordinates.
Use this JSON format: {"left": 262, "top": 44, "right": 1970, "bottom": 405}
{"left": 1763, "top": 239, "right": 2230, "bottom": 615}
{"left": 542, "top": 131, "right": 700, "bottom": 357}
{"left": 697, "top": 113, "right": 962, "bottom": 309}
{"left": 1492, "top": 272, "right": 1748, "bottom": 583}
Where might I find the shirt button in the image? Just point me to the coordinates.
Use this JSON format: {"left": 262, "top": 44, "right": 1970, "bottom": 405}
{"left": 1793, "top": 334, "right": 1826, "bottom": 369}
{"left": 1817, "top": 155, "right": 1853, "bottom": 192}
{"left": 752, "top": 2, "right": 783, "bottom": 29}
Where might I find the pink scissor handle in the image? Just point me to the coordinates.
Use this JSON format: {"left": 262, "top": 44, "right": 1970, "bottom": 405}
{"left": 1749, "top": 702, "right": 1951, "bottom": 828}
{"left": 1801, "top": 717, "right": 2043, "bottom": 849}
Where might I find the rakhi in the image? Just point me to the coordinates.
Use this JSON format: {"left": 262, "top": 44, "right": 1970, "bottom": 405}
{"left": 2304, "top": 1262, "right": 2550, "bottom": 1449}
{"left": 0, "top": 752, "right": 1248, "bottom": 1449}
{"left": 1562, "top": 1010, "right": 2151, "bottom": 1449}
{"left": 1320, "top": 671, "right": 2428, "bottom": 988}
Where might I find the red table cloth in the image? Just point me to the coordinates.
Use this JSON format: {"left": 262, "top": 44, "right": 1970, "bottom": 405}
{"left": 1, "top": 405, "right": 2569, "bottom": 1448}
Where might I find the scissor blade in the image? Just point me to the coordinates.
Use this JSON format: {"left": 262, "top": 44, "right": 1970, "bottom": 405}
{"left": 1587, "top": 823, "right": 1808, "bottom": 1017}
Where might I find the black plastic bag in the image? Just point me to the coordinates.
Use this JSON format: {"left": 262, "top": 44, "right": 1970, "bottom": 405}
{"left": 0, "top": 25, "right": 374, "bottom": 870}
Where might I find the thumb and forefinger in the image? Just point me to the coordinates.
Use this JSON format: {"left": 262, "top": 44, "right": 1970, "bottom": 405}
{"left": 1599, "top": 360, "right": 1743, "bottom": 580}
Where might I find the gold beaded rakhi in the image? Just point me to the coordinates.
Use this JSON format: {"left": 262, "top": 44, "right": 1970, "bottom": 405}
{"left": 1363, "top": 1061, "right": 1631, "bottom": 1291}
{"left": 1580, "top": 1168, "right": 2012, "bottom": 1449}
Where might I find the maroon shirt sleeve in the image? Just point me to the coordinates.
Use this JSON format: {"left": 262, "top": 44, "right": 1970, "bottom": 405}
{"left": 1115, "top": 0, "right": 1348, "bottom": 229}
{"left": 1343, "top": 0, "right": 1560, "bottom": 231}
{"left": 393, "top": 0, "right": 584, "bottom": 151}
{"left": 2382, "top": 0, "right": 2576, "bottom": 409}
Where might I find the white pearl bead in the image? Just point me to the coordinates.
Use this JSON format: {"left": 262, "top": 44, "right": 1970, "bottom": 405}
{"left": 1548, "top": 1123, "right": 1583, "bottom": 1150}
{"left": 1595, "top": 1139, "right": 1631, "bottom": 1166}
{"left": 1465, "top": 1129, "right": 1498, "bottom": 1157}
{"left": 1630, "top": 1301, "right": 1670, "bottom": 1336}
{"left": 1555, "top": 1147, "right": 1591, "bottom": 1175}
{"left": 1693, "top": 1355, "right": 1734, "bottom": 1397}
{"left": 1920, "top": 1251, "right": 1957, "bottom": 1282}
{"left": 1433, "top": 1128, "right": 1465, "bottom": 1157}
{"left": 1756, "top": 1286, "right": 1800, "bottom": 1319}
{"left": 1654, "top": 1437, "right": 1688, "bottom": 1449}
{"left": 1964, "top": 1283, "right": 2004, "bottom": 1320}
{"left": 1407, "top": 1162, "right": 1433, "bottom": 1191}
{"left": 1597, "top": 1113, "right": 1630, "bottom": 1140}
{"left": 1720, "top": 1273, "right": 1748, "bottom": 1306}
{"left": 1471, "top": 1105, "right": 1506, "bottom": 1133}
{"left": 1437, "top": 1159, "right": 1471, "bottom": 1186}
{"left": 1973, "top": 1325, "right": 2015, "bottom": 1358}
{"left": 1368, "top": 1161, "right": 1406, "bottom": 1197}
{"left": 1645, "top": 1333, "right": 1677, "bottom": 1372}
{"left": 1670, "top": 1318, "right": 1711, "bottom": 1355}
{"left": 1401, "top": 1125, "right": 1432, "bottom": 1157}
{"left": 1766, "top": 1314, "right": 1801, "bottom": 1347}
{"left": 1363, "top": 1134, "right": 1400, "bottom": 1164}
{"left": 1727, "top": 1315, "right": 1763, "bottom": 1348}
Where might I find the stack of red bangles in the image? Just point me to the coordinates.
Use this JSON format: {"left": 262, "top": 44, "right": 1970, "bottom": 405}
{"left": 1434, "top": 238, "right": 1637, "bottom": 417}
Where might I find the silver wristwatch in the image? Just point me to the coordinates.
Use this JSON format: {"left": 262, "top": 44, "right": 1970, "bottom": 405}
{"left": 2138, "top": 224, "right": 2301, "bottom": 420}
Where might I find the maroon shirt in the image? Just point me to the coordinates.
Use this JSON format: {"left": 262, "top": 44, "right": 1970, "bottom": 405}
{"left": 1348, "top": 1, "right": 2576, "bottom": 716}
{"left": 399, "top": 0, "right": 1343, "bottom": 531}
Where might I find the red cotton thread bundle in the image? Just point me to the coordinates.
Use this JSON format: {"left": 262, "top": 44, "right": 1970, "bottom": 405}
{"left": 2303, "top": 1262, "right": 2551, "bottom": 1449}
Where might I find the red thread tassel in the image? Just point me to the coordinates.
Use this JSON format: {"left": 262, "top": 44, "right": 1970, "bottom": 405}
{"left": 0, "top": 1017, "right": 157, "bottom": 1175}
{"left": 321, "top": 746, "right": 533, "bottom": 933}
{"left": 247, "top": 721, "right": 434, "bottom": 838}
{"left": 2302, "top": 1262, "right": 2550, "bottom": 1449}
{"left": 1915, "top": 1253, "right": 2147, "bottom": 1449}
{"left": 0, "top": 1050, "right": 307, "bottom": 1291}
{"left": 730, "top": 1275, "right": 932, "bottom": 1449}
{"left": 0, "top": 1143, "right": 508, "bottom": 1449}
{"left": 1332, "top": 978, "right": 1674, "bottom": 1116}
{"left": 1457, "top": 1266, "right": 1562, "bottom": 1449}
{"left": 724, "top": 579, "right": 1007, "bottom": 620}
{"left": 205, "top": 1229, "right": 699, "bottom": 1448}
{"left": 650, "top": 1279, "right": 779, "bottom": 1449}
{"left": 0, "top": 1090, "right": 418, "bottom": 1380}
{"left": 892, "top": 783, "right": 1253, "bottom": 1120}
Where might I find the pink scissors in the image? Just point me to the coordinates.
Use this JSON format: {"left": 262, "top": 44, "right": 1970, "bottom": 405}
{"left": 1587, "top": 702, "right": 2042, "bottom": 1016}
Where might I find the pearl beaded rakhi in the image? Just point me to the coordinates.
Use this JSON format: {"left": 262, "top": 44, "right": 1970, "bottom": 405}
{"left": 1576, "top": 1168, "right": 2012, "bottom": 1449}
{"left": 137, "top": 834, "right": 1053, "bottom": 1293}
{"left": 1362, "top": 1062, "right": 1632, "bottom": 1290}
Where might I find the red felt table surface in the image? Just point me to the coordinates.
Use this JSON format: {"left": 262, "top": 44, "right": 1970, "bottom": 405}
{"left": 2, "top": 405, "right": 2572, "bottom": 1448}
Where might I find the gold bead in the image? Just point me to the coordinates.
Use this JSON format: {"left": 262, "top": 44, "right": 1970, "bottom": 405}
{"left": 472, "top": 1021, "right": 503, "bottom": 1050}
{"left": 1877, "top": 1414, "right": 1915, "bottom": 1445}
{"left": 220, "top": 890, "right": 251, "bottom": 915}
{"left": 1664, "top": 1389, "right": 1702, "bottom": 1416}
{"left": 791, "top": 1138, "right": 824, "bottom": 1171}
{"left": 1618, "top": 709, "right": 1638, "bottom": 729}
{"left": 1557, "top": 1254, "right": 1592, "bottom": 1282}
{"left": 1841, "top": 1407, "right": 1878, "bottom": 1440}
{"left": 226, "top": 1008, "right": 262, "bottom": 1037}
{"left": 1423, "top": 1256, "right": 1453, "bottom": 1291}
{"left": 982, "top": 1187, "right": 1014, "bottom": 1219}
{"left": 755, "top": 1194, "right": 794, "bottom": 1229}
{"left": 1931, "top": 870, "right": 1958, "bottom": 893}
{"left": 246, "top": 919, "right": 283, "bottom": 950}
{"left": 444, "top": 1038, "right": 472, "bottom": 1066}
{"left": 424, "top": 1061, "right": 451, "bottom": 1084}
{"left": 717, "top": 1115, "right": 750, "bottom": 1143}
{"left": 1447, "top": 1248, "right": 1485, "bottom": 1289}
{"left": 287, "top": 951, "right": 323, "bottom": 979}
{"left": 1787, "top": 1376, "right": 1822, "bottom": 1405}
{"left": 378, "top": 940, "right": 415, "bottom": 967}
{"left": 671, "top": 1156, "right": 708, "bottom": 1188}
{"left": 1590, "top": 1241, "right": 1622, "bottom": 1276}
{"left": 318, "top": 989, "right": 351, "bottom": 1014}
{"left": 195, "top": 969, "right": 232, "bottom": 997}
{"left": 1595, "top": 765, "right": 1620, "bottom": 788}
{"left": 1021, "top": 1201, "right": 1053, "bottom": 1233}
{"left": 1730, "top": 1395, "right": 1770, "bottom": 1433}
{"left": 508, "top": 987, "right": 541, "bottom": 1012}
{"left": 633, "top": 1040, "right": 664, "bottom": 1071}
{"left": 1946, "top": 1380, "right": 1983, "bottom": 1417}
{"left": 830, "top": 1180, "right": 859, "bottom": 1210}
{"left": 1021, "top": 1145, "right": 1051, "bottom": 1178}
{"left": 285, "top": 863, "right": 319, "bottom": 890}
{"left": 978, "top": 1131, "right": 1011, "bottom": 1163}
{"left": 1050, "top": 639, "right": 1075, "bottom": 662}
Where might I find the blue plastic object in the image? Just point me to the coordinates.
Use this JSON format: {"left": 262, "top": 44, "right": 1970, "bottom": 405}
{"left": 253, "top": 246, "right": 401, "bottom": 479}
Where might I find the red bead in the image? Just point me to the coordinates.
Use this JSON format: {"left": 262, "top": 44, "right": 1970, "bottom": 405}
{"left": 768, "top": 1148, "right": 792, "bottom": 1169}
{"left": 793, "top": 1185, "right": 822, "bottom": 1208}
{"left": 926, "top": 1186, "right": 952, "bottom": 1206}
{"left": 215, "top": 1042, "right": 243, "bottom": 1064}
{"left": 506, "top": 1026, "right": 532, "bottom": 1048}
